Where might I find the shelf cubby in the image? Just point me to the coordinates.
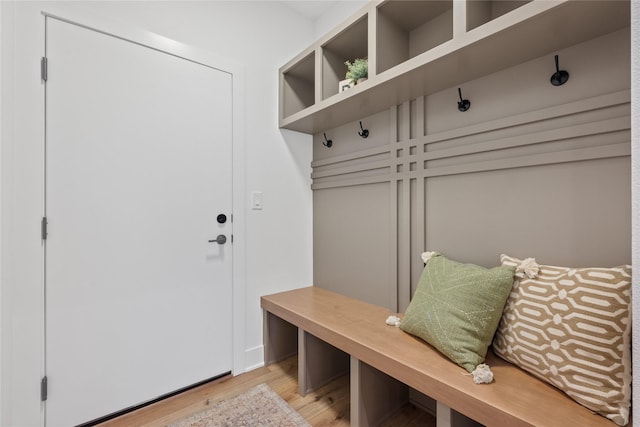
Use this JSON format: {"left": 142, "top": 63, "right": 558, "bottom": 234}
{"left": 282, "top": 51, "right": 315, "bottom": 118}
{"left": 377, "top": 0, "right": 453, "bottom": 74}
{"left": 321, "top": 15, "right": 369, "bottom": 101}
{"left": 467, "top": 0, "right": 532, "bottom": 32}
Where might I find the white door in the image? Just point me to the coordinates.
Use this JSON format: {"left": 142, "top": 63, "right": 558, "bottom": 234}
{"left": 44, "top": 17, "right": 233, "bottom": 427}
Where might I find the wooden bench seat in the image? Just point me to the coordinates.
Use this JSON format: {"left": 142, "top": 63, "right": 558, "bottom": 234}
{"left": 261, "top": 286, "right": 619, "bottom": 427}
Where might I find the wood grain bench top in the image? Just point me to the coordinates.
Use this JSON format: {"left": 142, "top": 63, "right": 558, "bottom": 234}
{"left": 261, "top": 286, "right": 619, "bottom": 427}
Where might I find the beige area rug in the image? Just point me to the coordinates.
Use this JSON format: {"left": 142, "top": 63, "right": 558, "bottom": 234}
{"left": 167, "top": 383, "right": 310, "bottom": 427}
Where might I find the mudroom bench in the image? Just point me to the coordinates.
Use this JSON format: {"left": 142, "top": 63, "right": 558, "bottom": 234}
{"left": 261, "top": 286, "right": 617, "bottom": 427}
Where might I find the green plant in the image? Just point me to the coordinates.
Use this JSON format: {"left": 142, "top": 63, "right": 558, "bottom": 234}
{"left": 344, "top": 58, "right": 368, "bottom": 83}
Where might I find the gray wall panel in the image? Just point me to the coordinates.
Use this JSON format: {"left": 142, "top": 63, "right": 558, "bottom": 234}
{"left": 312, "top": 28, "right": 631, "bottom": 313}
{"left": 313, "top": 183, "right": 394, "bottom": 310}
{"left": 425, "top": 157, "right": 631, "bottom": 269}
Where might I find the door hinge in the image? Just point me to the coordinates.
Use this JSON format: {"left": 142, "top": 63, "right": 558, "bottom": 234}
{"left": 41, "top": 57, "right": 48, "bottom": 82}
{"left": 41, "top": 376, "right": 48, "bottom": 402}
{"left": 41, "top": 217, "right": 48, "bottom": 240}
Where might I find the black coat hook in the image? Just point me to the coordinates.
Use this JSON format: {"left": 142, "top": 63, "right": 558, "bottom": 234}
{"left": 457, "top": 87, "right": 470, "bottom": 112}
{"left": 323, "top": 133, "right": 333, "bottom": 148}
{"left": 358, "top": 121, "right": 369, "bottom": 138}
{"left": 550, "top": 54, "right": 569, "bottom": 86}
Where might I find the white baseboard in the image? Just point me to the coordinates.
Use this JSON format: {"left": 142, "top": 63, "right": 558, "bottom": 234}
{"left": 244, "top": 345, "right": 265, "bottom": 372}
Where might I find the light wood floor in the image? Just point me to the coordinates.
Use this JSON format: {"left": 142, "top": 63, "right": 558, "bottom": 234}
{"left": 98, "top": 356, "right": 435, "bottom": 427}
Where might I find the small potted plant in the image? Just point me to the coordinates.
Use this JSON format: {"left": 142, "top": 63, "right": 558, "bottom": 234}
{"left": 344, "top": 58, "right": 368, "bottom": 85}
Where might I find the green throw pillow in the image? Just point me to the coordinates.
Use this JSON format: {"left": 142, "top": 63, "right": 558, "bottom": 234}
{"left": 400, "top": 252, "right": 515, "bottom": 372}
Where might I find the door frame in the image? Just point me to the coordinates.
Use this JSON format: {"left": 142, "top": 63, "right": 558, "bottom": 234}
{"left": 42, "top": 10, "right": 247, "bottom": 382}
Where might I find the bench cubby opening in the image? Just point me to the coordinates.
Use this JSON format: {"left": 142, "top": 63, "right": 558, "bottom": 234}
{"left": 299, "top": 331, "right": 349, "bottom": 396}
{"left": 263, "top": 311, "right": 298, "bottom": 365}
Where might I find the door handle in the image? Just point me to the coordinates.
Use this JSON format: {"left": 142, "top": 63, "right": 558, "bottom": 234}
{"left": 209, "top": 235, "right": 227, "bottom": 245}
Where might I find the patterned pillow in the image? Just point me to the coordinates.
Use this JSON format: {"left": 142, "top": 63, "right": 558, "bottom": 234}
{"left": 493, "top": 254, "right": 632, "bottom": 426}
{"left": 400, "top": 252, "right": 515, "bottom": 372}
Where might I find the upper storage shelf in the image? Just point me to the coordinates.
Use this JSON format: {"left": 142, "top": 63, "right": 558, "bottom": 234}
{"left": 377, "top": 0, "right": 453, "bottom": 74}
{"left": 279, "top": 0, "right": 630, "bottom": 134}
{"left": 322, "top": 15, "right": 368, "bottom": 101}
{"left": 282, "top": 52, "right": 315, "bottom": 118}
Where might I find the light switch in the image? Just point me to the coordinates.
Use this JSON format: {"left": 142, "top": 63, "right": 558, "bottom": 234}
{"left": 251, "top": 191, "right": 263, "bottom": 210}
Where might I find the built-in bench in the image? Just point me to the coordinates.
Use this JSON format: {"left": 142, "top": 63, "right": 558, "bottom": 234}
{"left": 261, "top": 286, "right": 619, "bottom": 427}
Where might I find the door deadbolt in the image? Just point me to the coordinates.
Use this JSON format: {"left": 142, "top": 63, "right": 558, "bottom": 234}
{"left": 209, "top": 235, "right": 227, "bottom": 245}
{"left": 217, "top": 214, "right": 227, "bottom": 224}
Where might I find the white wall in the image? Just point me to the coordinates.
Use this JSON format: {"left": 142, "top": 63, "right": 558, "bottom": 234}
{"left": 0, "top": 2, "right": 4, "bottom": 421}
{"left": 313, "top": 0, "right": 368, "bottom": 38}
{"left": 631, "top": 2, "right": 639, "bottom": 423}
{"left": 0, "top": 1, "right": 330, "bottom": 425}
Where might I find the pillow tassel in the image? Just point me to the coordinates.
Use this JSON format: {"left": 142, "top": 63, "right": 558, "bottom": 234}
{"left": 421, "top": 251, "right": 436, "bottom": 264}
{"left": 385, "top": 315, "right": 401, "bottom": 327}
{"left": 516, "top": 257, "right": 539, "bottom": 279}
{"left": 471, "top": 364, "right": 494, "bottom": 384}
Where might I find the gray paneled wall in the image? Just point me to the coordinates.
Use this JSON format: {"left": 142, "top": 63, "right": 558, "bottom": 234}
{"left": 312, "top": 28, "right": 631, "bottom": 313}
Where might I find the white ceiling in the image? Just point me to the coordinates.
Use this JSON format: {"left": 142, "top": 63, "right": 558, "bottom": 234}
{"left": 280, "top": 1, "right": 342, "bottom": 21}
